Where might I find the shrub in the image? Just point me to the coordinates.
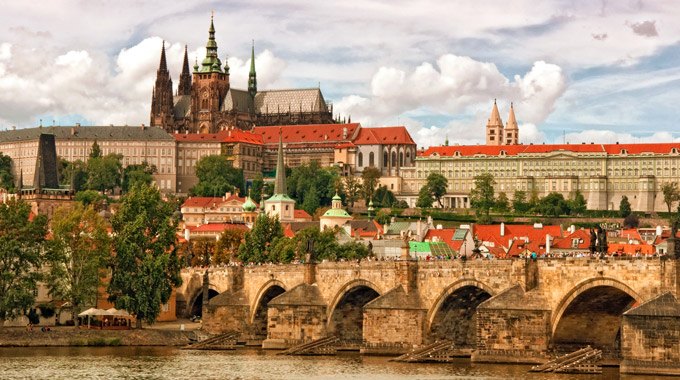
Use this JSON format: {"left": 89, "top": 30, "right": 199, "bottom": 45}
{"left": 69, "top": 339, "right": 88, "bottom": 346}
{"left": 107, "top": 338, "right": 121, "bottom": 346}
{"left": 88, "top": 337, "right": 107, "bottom": 346}
{"left": 37, "top": 303, "right": 56, "bottom": 319}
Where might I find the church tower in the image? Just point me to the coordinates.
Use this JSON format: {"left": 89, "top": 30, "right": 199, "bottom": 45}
{"left": 248, "top": 41, "right": 257, "bottom": 98}
{"left": 505, "top": 103, "right": 519, "bottom": 145}
{"left": 485, "top": 100, "right": 504, "bottom": 146}
{"left": 190, "top": 14, "right": 231, "bottom": 134}
{"left": 265, "top": 129, "right": 295, "bottom": 223}
{"left": 150, "top": 41, "right": 175, "bottom": 130}
{"left": 178, "top": 45, "right": 192, "bottom": 96}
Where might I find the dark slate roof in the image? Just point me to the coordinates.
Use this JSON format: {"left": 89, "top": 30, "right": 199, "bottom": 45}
{"left": 173, "top": 95, "right": 191, "bottom": 118}
{"left": 624, "top": 292, "right": 680, "bottom": 317}
{"left": 221, "top": 88, "right": 254, "bottom": 113}
{"left": 255, "top": 88, "right": 328, "bottom": 114}
{"left": 0, "top": 126, "right": 175, "bottom": 143}
{"left": 478, "top": 284, "right": 550, "bottom": 311}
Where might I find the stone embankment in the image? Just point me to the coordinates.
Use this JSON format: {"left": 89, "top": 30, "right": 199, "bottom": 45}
{"left": 0, "top": 327, "right": 198, "bottom": 347}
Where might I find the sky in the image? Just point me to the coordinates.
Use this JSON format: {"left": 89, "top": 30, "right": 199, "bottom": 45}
{"left": 1, "top": 0, "right": 680, "bottom": 148}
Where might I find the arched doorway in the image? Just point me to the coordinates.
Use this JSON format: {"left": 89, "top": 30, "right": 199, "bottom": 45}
{"left": 428, "top": 285, "right": 492, "bottom": 347}
{"left": 189, "top": 289, "right": 219, "bottom": 318}
{"left": 251, "top": 284, "right": 286, "bottom": 341}
{"left": 552, "top": 284, "right": 638, "bottom": 356}
{"left": 327, "top": 284, "right": 380, "bottom": 346}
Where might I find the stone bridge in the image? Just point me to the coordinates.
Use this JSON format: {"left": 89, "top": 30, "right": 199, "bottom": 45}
{"left": 177, "top": 255, "right": 680, "bottom": 376}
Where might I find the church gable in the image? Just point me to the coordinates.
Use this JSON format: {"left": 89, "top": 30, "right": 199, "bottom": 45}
{"left": 221, "top": 88, "right": 254, "bottom": 113}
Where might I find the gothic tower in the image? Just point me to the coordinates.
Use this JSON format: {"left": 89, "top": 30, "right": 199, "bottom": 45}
{"left": 265, "top": 128, "right": 295, "bottom": 223}
{"left": 505, "top": 103, "right": 519, "bottom": 145}
{"left": 178, "top": 45, "right": 192, "bottom": 96}
{"left": 248, "top": 41, "right": 257, "bottom": 98}
{"left": 190, "top": 15, "right": 231, "bottom": 134}
{"left": 485, "top": 100, "right": 504, "bottom": 146}
{"left": 150, "top": 41, "right": 175, "bottom": 130}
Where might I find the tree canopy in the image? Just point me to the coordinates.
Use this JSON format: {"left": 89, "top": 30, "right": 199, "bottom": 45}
{"left": 619, "top": 195, "right": 632, "bottom": 218}
{"left": 86, "top": 153, "right": 123, "bottom": 192}
{"left": 238, "top": 213, "right": 284, "bottom": 263}
{"left": 122, "top": 162, "right": 156, "bottom": 193}
{"left": 0, "top": 153, "right": 15, "bottom": 193}
{"left": 373, "top": 185, "right": 397, "bottom": 208}
{"left": 361, "top": 167, "right": 381, "bottom": 201}
{"left": 107, "top": 183, "right": 182, "bottom": 328}
{"left": 287, "top": 161, "right": 341, "bottom": 207}
{"left": 512, "top": 190, "right": 529, "bottom": 214}
{"left": 425, "top": 173, "right": 447, "bottom": 207}
{"left": 536, "top": 192, "right": 570, "bottom": 217}
{"left": 469, "top": 173, "right": 496, "bottom": 223}
{"left": 190, "top": 155, "right": 244, "bottom": 197}
{"left": 662, "top": 182, "right": 679, "bottom": 215}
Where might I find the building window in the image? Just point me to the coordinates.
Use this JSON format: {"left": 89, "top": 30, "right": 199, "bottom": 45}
{"left": 369, "top": 152, "right": 375, "bottom": 167}
{"left": 358, "top": 152, "right": 363, "bottom": 167}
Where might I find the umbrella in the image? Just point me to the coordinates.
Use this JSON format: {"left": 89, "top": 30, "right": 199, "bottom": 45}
{"left": 78, "top": 308, "right": 105, "bottom": 317}
{"left": 105, "top": 308, "right": 131, "bottom": 317}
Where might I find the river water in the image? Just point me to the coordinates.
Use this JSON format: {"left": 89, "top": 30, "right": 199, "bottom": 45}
{"left": 0, "top": 347, "right": 670, "bottom": 380}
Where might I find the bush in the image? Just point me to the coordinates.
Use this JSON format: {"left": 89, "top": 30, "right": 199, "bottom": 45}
{"left": 88, "top": 337, "right": 107, "bottom": 346}
{"left": 27, "top": 309, "right": 40, "bottom": 324}
{"left": 37, "top": 303, "right": 56, "bottom": 319}
{"left": 69, "top": 339, "right": 87, "bottom": 346}
{"left": 623, "top": 214, "right": 640, "bottom": 229}
{"left": 107, "top": 338, "right": 121, "bottom": 346}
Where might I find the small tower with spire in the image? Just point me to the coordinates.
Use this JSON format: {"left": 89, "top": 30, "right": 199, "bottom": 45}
{"left": 505, "top": 102, "right": 519, "bottom": 145}
{"left": 248, "top": 40, "right": 257, "bottom": 98}
{"left": 178, "top": 45, "right": 192, "bottom": 96}
{"left": 265, "top": 128, "right": 295, "bottom": 222}
{"left": 150, "top": 40, "right": 175, "bottom": 130}
{"left": 485, "top": 99, "right": 504, "bottom": 146}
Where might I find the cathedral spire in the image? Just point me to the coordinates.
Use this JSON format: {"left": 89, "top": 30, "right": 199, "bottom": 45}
{"left": 248, "top": 40, "right": 257, "bottom": 98}
{"left": 505, "top": 102, "right": 519, "bottom": 145}
{"left": 158, "top": 40, "right": 168, "bottom": 72}
{"left": 178, "top": 45, "right": 192, "bottom": 96}
{"left": 485, "top": 99, "right": 504, "bottom": 146}
{"left": 200, "top": 13, "right": 223, "bottom": 73}
{"left": 150, "top": 41, "right": 174, "bottom": 129}
{"left": 274, "top": 128, "right": 286, "bottom": 195}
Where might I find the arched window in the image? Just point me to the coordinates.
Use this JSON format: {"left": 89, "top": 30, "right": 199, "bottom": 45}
{"left": 358, "top": 152, "right": 363, "bottom": 167}
{"left": 400, "top": 152, "right": 404, "bottom": 166}
{"left": 391, "top": 151, "right": 397, "bottom": 166}
{"left": 383, "top": 152, "right": 388, "bottom": 167}
{"left": 369, "top": 152, "right": 375, "bottom": 166}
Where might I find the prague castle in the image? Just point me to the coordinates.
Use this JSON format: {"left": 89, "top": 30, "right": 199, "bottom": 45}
{"left": 150, "top": 16, "right": 334, "bottom": 134}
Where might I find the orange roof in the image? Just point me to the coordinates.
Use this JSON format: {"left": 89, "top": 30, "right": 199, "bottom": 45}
{"left": 253, "top": 123, "right": 359, "bottom": 145}
{"left": 294, "top": 209, "right": 312, "bottom": 219}
{"left": 420, "top": 142, "right": 680, "bottom": 158}
{"left": 422, "top": 144, "right": 526, "bottom": 157}
{"left": 619, "top": 228, "right": 642, "bottom": 242}
{"left": 352, "top": 126, "right": 416, "bottom": 146}
{"left": 602, "top": 143, "right": 680, "bottom": 155}
{"left": 172, "top": 130, "right": 263, "bottom": 145}
{"left": 551, "top": 229, "right": 591, "bottom": 250}
{"left": 608, "top": 243, "right": 655, "bottom": 255}
{"left": 473, "top": 224, "right": 562, "bottom": 250}
{"left": 181, "top": 194, "right": 251, "bottom": 208}
{"left": 192, "top": 223, "right": 249, "bottom": 233}
{"left": 283, "top": 224, "right": 295, "bottom": 238}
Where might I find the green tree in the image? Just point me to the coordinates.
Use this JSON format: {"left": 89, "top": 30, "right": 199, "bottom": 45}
{"left": 287, "top": 161, "right": 341, "bottom": 207}
{"left": 250, "top": 172, "right": 264, "bottom": 204}
{"left": 536, "top": 192, "right": 570, "bottom": 217}
{"left": 495, "top": 192, "right": 510, "bottom": 213}
{"left": 86, "top": 154, "right": 123, "bottom": 192}
{"left": 361, "top": 167, "right": 381, "bottom": 201}
{"left": 238, "top": 213, "right": 284, "bottom": 263}
{"left": 190, "top": 237, "right": 216, "bottom": 267}
{"left": 469, "top": 173, "right": 496, "bottom": 222}
{"left": 0, "top": 153, "right": 15, "bottom": 192}
{"left": 374, "top": 209, "right": 391, "bottom": 225}
{"left": 122, "top": 162, "right": 156, "bottom": 193}
{"left": 301, "top": 183, "right": 321, "bottom": 216}
{"left": 416, "top": 185, "right": 432, "bottom": 208}
{"left": 0, "top": 200, "right": 48, "bottom": 329}
{"left": 512, "top": 190, "right": 529, "bottom": 214}
{"left": 569, "top": 190, "right": 587, "bottom": 216}
{"left": 337, "top": 240, "right": 370, "bottom": 260}
{"left": 619, "top": 195, "right": 632, "bottom": 218}
{"left": 75, "top": 190, "right": 105, "bottom": 206}
{"left": 342, "top": 175, "right": 361, "bottom": 207}
{"left": 528, "top": 188, "right": 540, "bottom": 212}
{"left": 425, "top": 173, "right": 447, "bottom": 208}
{"left": 190, "top": 155, "right": 244, "bottom": 197}
{"left": 46, "top": 204, "right": 110, "bottom": 328}
{"left": 662, "top": 182, "right": 679, "bottom": 216}
{"left": 214, "top": 228, "right": 246, "bottom": 264}
{"left": 373, "top": 185, "right": 397, "bottom": 208}
{"left": 59, "top": 159, "right": 88, "bottom": 192}
{"left": 107, "top": 183, "right": 182, "bottom": 328}
{"left": 89, "top": 140, "right": 102, "bottom": 159}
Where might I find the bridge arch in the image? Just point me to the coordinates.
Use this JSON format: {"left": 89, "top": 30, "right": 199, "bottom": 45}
{"left": 551, "top": 277, "right": 641, "bottom": 352}
{"left": 326, "top": 279, "right": 383, "bottom": 345}
{"left": 426, "top": 279, "right": 495, "bottom": 346}
{"left": 249, "top": 280, "right": 287, "bottom": 340}
{"left": 187, "top": 283, "right": 221, "bottom": 318}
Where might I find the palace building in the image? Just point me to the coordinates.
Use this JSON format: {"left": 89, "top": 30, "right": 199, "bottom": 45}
{"left": 150, "top": 16, "right": 334, "bottom": 134}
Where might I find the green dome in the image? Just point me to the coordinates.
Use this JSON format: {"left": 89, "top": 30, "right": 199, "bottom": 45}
{"left": 322, "top": 208, "right": 351, "bottom": 218}
{"left": 242, "top": 196, "right": 257, "bottom": 212}
{"left": 332, "top": 193, "right": 342, "bottom": 202}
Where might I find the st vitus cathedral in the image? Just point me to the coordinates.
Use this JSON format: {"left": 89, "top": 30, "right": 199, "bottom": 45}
{"left": 150, "top": 16, "right": 335, "bottom": 134}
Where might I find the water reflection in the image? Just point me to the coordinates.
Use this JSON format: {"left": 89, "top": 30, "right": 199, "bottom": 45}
{"left": 0, "top": 347, "right": 670, "bottom": 380}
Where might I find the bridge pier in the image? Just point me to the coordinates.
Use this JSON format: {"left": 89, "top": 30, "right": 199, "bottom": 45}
{"left": 203, "top": 267, "right": 252, "bottom": 337}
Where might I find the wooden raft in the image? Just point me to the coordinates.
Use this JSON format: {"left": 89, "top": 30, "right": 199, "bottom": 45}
{"left": 390, "top": 340, "right": 456, "bottom": 363}
{"left": 278, "top": 336, "right": 340, "bottom": 356}
{"left": 182, "top": 331, "right": 239, "bottom": 350}
{"left": 530, "top": 346, "right": 603, "bottom": 374}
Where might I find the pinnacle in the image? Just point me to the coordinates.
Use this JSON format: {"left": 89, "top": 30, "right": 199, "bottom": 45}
{"left": 158, "top": 40, "right": 168, "bottom": 72}
{"left": 487, "top": 100, "right": 503, "bottom": 127}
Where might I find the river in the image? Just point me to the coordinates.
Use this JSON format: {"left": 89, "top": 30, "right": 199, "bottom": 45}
{"left": 0, "top": 347, "right": 670, "bottom": 380}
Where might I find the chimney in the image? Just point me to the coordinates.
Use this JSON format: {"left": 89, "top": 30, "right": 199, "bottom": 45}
{"left": 417, "top": 219, "right": 422, "bottom": 238}
{"left": 184, "top": 228, "right": 190, "bottom": 241}
{"left": 75, "top": 123, "right": 80, "bottom": 127}
{"left": 11, "top": 126, "right": 16, "bottom": 131}
{"left": 656, "top": 225, "right": 662, "bottom": 236}
{"left": 71, "top": 127, "right": 75, "bottom": 136}
{"left": 342, "top": 127, "right": 348, "bottom": 139}
{"left": 546, "top": 234, "right": 551, "bottom": 254}
{"left": 500, "top": 222, "right": 505, "bottom": 236}
{"left": 141, "top": 124, "right": 145, "bottom": 130}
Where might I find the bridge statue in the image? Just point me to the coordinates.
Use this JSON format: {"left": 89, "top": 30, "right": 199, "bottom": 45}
{"left": 597, "top": 226, "right": 608, "bottom": 258}
{"left": 305, "top": 238, "right": 315, "bottom": 263}
{"left": 666, "top": 218, "right": 680, "bottom": 259}
{"left": 589, "top": 229, "right": 597, "bottom": 256}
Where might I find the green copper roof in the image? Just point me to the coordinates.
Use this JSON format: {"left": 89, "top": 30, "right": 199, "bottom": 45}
{"left": 266, "top": 193, "right": 295, "bottom": 203}
{"left": 332, "top": 192, "right": 342, "bottom": 202}
{"left": 248, "top": 41, "right": 257, "bottom": 97}
{"left": 322, "top": 208, "right": 351, "bottom": 218}
{"left": 200, "top": 16, "right": 223, "bottom": 73}
{"left": 243, "top": 196, "right": 257, "bottom": 212}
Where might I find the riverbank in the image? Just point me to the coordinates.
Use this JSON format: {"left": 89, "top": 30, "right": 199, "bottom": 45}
{"left": 0, "top": 324, "right": 201, "bottom": 347}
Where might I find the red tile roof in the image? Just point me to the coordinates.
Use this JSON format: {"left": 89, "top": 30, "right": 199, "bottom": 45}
{"left": 192, "top": 223, "right": 249, "bottom": 233}
{"left": 294, "top": 209, "right": 312, "bottom": 219}
{"left": 181, "top": 194, "right": 250, "bottom": 208}
{"left": 420, "top": 142, "right": 680, "bottom": 158}
{"left": 253, "top": 123, "right": 359, "bottom": 145}
{"left": 424, "top": 229, "right": 464, "bottom": 251}
{"left": 602, "top": 143, "right": 680, "bottom": 155}
{"left": 608, "top": 243, "right": 655, "bottom": 255}
{"left": 352, "top": 126, "right": 416, "bottom": 146}
{"left": 551, "top": 229, "right": 591, "bottom": 250}
{"left": 172, "top": 130, "right": 263, "bottom": 145}
{"left": 473, "top": 224, "right": 562, "bottom": 250}
{"left": 422, "top": 144, "right": 526, "bottom": 157}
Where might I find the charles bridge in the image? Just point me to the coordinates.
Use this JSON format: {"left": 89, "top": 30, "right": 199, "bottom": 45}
{"left": 176, "top": 247, "right": 680, "bottom": 376}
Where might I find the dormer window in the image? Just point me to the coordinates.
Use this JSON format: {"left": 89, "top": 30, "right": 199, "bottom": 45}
{"left": 621, "top": 149, "right": 628, "bottom": 155}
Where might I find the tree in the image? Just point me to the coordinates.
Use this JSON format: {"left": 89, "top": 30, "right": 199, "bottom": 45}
{"left": 425, "top": 173, "right": 447, "bottom": 208}
{"left": 528, "top": 188, "right": 540, "bottom": 212}
{"left": 238, "top": 213, "right": 284, "bottom": 263}
{"left": 59, "top": 159, "right": 88, "bottom": 192}
{"left": 342, "top": 176, "right": 361, "bottom": 207}
{"left": 89, "top": 140, "right": 102, "bottom": 159}
{"left": 190, "top": 237, "right": 216, "bottom": 267}
{"left": 662, "top": 182, "right": 679, "bottom": 216}
{"left": 361, "top": 167, "right": 381, "bottom": 201}
{"left": 373, "top": 185, "right": 397, "bottom": 208}
{"left": 190, "top": 155, "right": 244, "bottom": 197}
{"left": 0, "top": 153, "right": 15, "bottom": 192}
{"left": 250, "top": 172, "right": 264, "bottom": 204}
{"left": 374, "top": 209, "right": 391, "bottom": 225}
{"left": 512, "top": 190, "right": 529, "bottom": 214}
{"left": 536, "top": 192, "right": 570, "bottom": 217}
{"left": 214, "top": 228, "right": 246, "bottom": 264}
{"left": 0, "top": 200, "right": 48, "bottom": 329}
{"left": 75, "top": 190, "right": 105, "bottom": 206}
{"left": 301, "top": 183, "right": 321, "bottom": 215}
{"left": 46, "top": 204, "right": 110, "bottom": 328}
{"left": 623, "top": 213, "right": 640, "bottom": 229}
{"left": 569, "top": 190, "right": 587, "bottom": 216}
{"left": 619, "top": 196, "right": 632, "bottom": 218}
{"left": 287, "top": 161, "right": 341, "bottom": 207}
{"left": 107, "top": 183, "right": 182, "bottom": 328}
{"left": 86, "top": 153, "right": 123, "bottom": 192}
{"left": 469, "top": 173, "right": 496, "bottom": 221}
{"left": 416, "top": 185, "right": 432, "bottom": 208}
{"left": 122, "top": 162, "right": 156, "bottom": 193}
{"left": 495, "top": 192, "right": 510, "bottom": 213}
